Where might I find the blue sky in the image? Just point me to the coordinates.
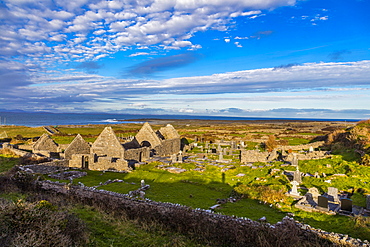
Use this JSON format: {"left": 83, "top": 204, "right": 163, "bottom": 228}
{"left": 0, "top": 0, "right": 369, "bottom": 119}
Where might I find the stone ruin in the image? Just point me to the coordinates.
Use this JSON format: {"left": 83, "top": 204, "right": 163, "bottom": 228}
{"left": 240, "top": 148, "right": 331, "bottom": 164}
{"left": 29, "top": 122, "right": 181, "bottom": 172}
{"left": 32, "top": 133, "right": 60, "bottom": 158}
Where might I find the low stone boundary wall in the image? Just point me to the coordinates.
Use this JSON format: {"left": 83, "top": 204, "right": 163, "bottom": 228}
{"left": 28, "top": 180, "right": 368, "bottom": 246}
{"left": 1, "top": 143, "right": 34, "bottom": 157}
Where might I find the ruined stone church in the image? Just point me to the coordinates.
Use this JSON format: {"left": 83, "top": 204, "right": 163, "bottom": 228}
{"left": 64, "top": 123, "right": 180, "bottom": 171}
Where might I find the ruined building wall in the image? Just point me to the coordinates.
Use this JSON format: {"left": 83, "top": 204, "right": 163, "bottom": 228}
{"left": 89, "top": 156, "right": 129, "bottom": 171}
{"left": 32, "top": 134, "right": 59, "bottom": 153}
{"left": 154, "top": 138, "right": 180, "bottom": 156}
{"left": 134, "top": 122, "right": 162, "bottom": 147}
{"left": 64, "top": 134, "right": 90, "bottom": 160}
{"left": 124, "top": 147, "right": 150, "bottom": 162}
{"left": 158, "top": 124, "right": 180, "bottom": 140}
{"left": 91, "top": 127, "right": 125, "bottom": 159}
{"left": 240, "top": 150, "right": 270, "bottom": 163}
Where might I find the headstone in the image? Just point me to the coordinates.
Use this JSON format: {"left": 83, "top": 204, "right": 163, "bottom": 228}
{"left": 240, "top": 141, "right": 245, "bottom": 148}
{"left": 171, "top": 154, "right": 177, "bottom": 163}
{"left": 231, "top": 141, "right": 236, "bottom": 149}
{"left": 341, "top": 198, "right": 352, "bottom": 212}
{"left": 200, "top": 146, "right": 203, "bottom": 152}
{"left": 293, "top": 166, "right": 302, "bottom": 184}
{"left": 211, "top": 148, "right": 217, "bottom": 153}
{"left": 205, "top": 142, "right": 209, "bottom": 149}
{"left": 141, "top": 179, "right": 145, "bottom": 187}
{"left": 367, "top": 195, "right": 370, "bottom": 210}
{"left": 194, "top": 136, "right": 198, "bottom": 142}
{"left": 178, "top": 151, "right": 183, "bottom": 163}
{"left": 308, "top": 187, "right": 320, "bottom": 202}
{"left": 139, "top": 191, "right": 145, "bottom": 199}
{"left": 327, "top": 187, "right": 339, "bottom": 202}
{"left": 318, "top": 195, "right": 328, "bottom": 209}
{"left": 219, "top": 152, "right": 223, "bottom": 161}
{"left": 291, "top": 154, "right": 298, "bottom": 166}
{"left": 289, "top": 180, "right": 300, "bottom": 196}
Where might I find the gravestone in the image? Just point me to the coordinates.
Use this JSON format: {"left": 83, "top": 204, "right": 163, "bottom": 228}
{"left": 178, "top": 151, "right": 183, "bottom": 163}
{"left": 231, "top": 141, "right": 236, "bottom": 149}
{"left": 341, "top": 198, "right": 352, "bottom": 212}
{"left": 308, "top": 187, "right": 320, "bottom": 202}
{"left": 141, "top": 179, "right": 145, "bottom": 187}
{"left": 211, "top": 148, "right": 217, "bottom": 153}
{"left": 200, "top": 146, "right": 203, "bottom": 152}
{"left": 171, "top": 154, "right": 177, "bottom": 163}
{"left": 293, "top": 166, "right": 302, "bottom": 184}
{"left": 289, "top": 180, "right": 300, "bottom": 196}
{"left": 205, "top": 142, "right": 209, "bottom": 149}
{"left": 327, "top": 187, "right": 339, "bottom": 202}
{"left": 318, "top": 195, "right": 328, "bottom": 209}
{"left": 367, "top": 195, "right": 370, "bottom": 210}
{"left": 219, "top": 151, "right": 223, "bottom": 161}
{"left": 240, "top": 141, "right": 245, "bottom": 148}
{"left": 139, "top": 191, "right": 145, "bottom": 199}
{"left": 291, "top": 154, "right": 298, "bottom": 166}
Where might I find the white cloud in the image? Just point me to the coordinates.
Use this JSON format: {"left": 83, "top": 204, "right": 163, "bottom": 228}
{"left": 234, "top": 41, "right": 242, "bottom": 48}
{"left": 224, "top": 38, "right": 231, "bottom": 43}
{"left": 129, "top": 52, "right": 151, "bottom": 57}
{"left": 0, "top": 0, "right": 296, "bottom": 63}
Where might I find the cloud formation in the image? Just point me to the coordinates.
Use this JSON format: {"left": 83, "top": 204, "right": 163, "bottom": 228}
{"left": 127, "top": 53, "right": 200, "bottom": 76}
{"left": 2, "top": 60, "right": 368, "bottom": 114}
{"left": 0, "top": 0, "right": 296, "bottom": 64}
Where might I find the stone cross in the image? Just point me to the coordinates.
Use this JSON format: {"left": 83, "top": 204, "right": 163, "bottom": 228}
{"left": 290, "top": 180, "right": 300, "bottom": 196}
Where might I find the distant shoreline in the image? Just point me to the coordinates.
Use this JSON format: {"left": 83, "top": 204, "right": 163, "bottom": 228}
{"left": 0, "top": 111, "right": 361, "bottom": 127}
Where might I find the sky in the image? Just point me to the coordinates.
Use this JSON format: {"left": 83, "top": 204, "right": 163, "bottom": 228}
{"left": 0, "top": 0, "right": 369, "bottom": 119}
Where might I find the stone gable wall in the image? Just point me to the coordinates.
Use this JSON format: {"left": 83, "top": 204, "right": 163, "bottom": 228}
{"left": 64, "top": 135, "right": 91, "bottom": 160}
{"left": 32, "top": 134, "right": 59, "bottom": 153}
{"left": 91, "top": 127, "right": 125, "bottom": 158}
{"left": 134, "top": 123, "right": 162, "bottom": 147}
{"left": 158, "top": 124, "right": 180, "bottom": 140}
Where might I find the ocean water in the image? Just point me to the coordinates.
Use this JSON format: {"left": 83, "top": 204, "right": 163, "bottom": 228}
{"left": 0, "top": 111, "right": 357, "bottom": 127}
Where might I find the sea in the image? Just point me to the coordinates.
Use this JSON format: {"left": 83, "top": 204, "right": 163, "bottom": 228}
{"left": 0, "top": 111, "right": 359, "bottom": 127}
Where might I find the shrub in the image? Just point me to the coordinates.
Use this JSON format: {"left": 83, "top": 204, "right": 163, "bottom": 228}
{"left": 0, "top": 199, "right": 88, "bottom": 247}
{"left": 360, "top": 154, "right": 370, "bottom": 166}
{"left": 265, "top": 135, "right": 277, "bottom": 151}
